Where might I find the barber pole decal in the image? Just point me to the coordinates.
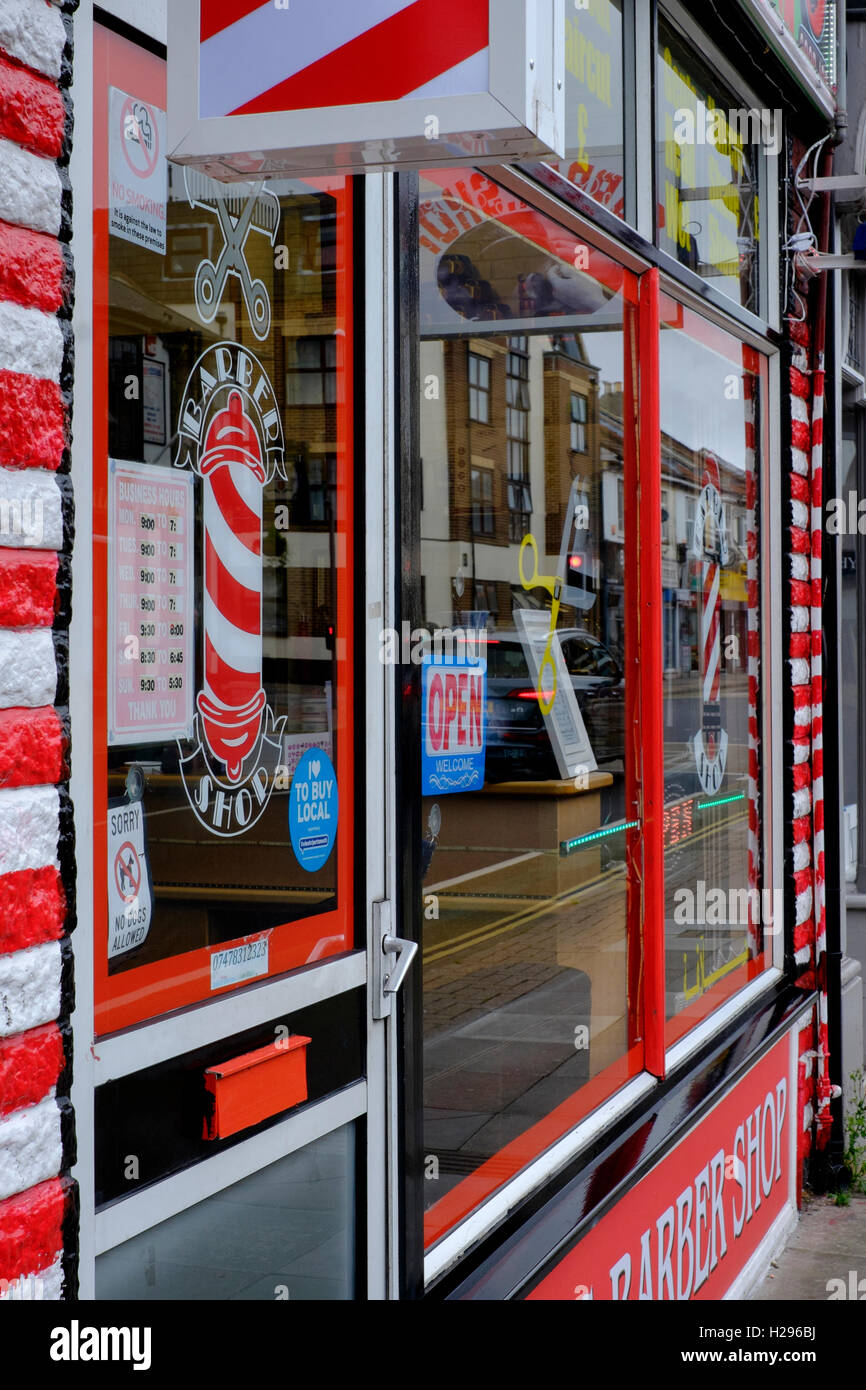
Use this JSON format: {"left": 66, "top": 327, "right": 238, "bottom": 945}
{"left": 692, "top": 456, "right": 729, "bottom": 796}
{"left": 174, "top": 343, "right": 286, "bottom": 837}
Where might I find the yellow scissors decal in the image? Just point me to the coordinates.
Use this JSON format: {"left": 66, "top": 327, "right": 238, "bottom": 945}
{"left": 518, "top": 533, "right": 561, "bottom": 715}
{"left": 517, "top": 477, "right": 592, "bottom": 716}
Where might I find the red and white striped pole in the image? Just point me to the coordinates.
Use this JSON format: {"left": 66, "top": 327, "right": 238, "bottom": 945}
{"left": 196, "top": 389, "right": 266, "bottom": 783}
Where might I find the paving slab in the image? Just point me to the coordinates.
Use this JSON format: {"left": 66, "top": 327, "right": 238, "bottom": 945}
{"left": 752, "top": 1193, "right": 866, "bottom": 1301}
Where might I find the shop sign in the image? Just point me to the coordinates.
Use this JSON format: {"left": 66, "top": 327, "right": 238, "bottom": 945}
{"left": 168, "top": 1, "right": 564, "bottom": 179}
{"left": 527, "top": 1033, "right": 794, "bottom": 1300}
{"left": 173, "top": 342, "right": 287, "bottom": 838}
{"left": 108, "top": 88, "right": 167, "bottom": 254}
{"left": 422, "top": 646, "right": 487, "bottom": 795}
{"left": 745, "top": 0, "right": 836, "bottom": 94}
{"left": 108, "top": 460, "right": 195, "bottom": 745}
{"left": 107, "top": 797, "right": 153, "bottom": 958}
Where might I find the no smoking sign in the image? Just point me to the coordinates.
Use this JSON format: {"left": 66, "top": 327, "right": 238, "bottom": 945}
{"left": 121, "top": 97, "right": 160, "bottom": 179}
{"left": 109, "top": 86, "right": 167, "bottom": 255}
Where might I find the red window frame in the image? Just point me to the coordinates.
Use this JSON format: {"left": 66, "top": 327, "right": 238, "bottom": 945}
{"left": 92, "top": 26, "right": 355, "bottom": 1035}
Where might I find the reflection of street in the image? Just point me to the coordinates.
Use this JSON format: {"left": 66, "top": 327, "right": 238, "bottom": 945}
{"left": 423, "top": 805, "right": 751, "bottom": 1203}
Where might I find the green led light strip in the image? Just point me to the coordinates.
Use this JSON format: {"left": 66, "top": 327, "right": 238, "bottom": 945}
{"left": 696, "top": 793, "right": 746, "bottom": 811}
{"left": 560, "top": 820, "right": 640, "bottom": 856}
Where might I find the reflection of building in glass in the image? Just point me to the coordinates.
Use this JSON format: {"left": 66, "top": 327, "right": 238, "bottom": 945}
{"left": 419, "top": 330, "right": 750, "bottom": 686}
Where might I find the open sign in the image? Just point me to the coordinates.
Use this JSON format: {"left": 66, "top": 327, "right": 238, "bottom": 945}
{"left": 422, "top": 656, "right": 486, "bottom": 796}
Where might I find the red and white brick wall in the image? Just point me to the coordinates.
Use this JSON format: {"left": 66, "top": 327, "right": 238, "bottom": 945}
{"left": 0, "top": 0, "right": 76, "bottom": 1302}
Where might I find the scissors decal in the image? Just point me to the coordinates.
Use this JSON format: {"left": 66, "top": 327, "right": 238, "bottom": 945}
{"left": 184, "top": 168, "right": 280, "bottom": 341}
{"left": 518, "top": 477, "right": 593, "bottom": 715}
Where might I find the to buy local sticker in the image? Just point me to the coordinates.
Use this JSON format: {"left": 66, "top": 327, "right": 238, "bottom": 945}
{"left": 289, "top": 747, "right": 338, "bottom": 873}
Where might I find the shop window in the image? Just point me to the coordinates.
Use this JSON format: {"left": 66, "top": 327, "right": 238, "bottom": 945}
{"left": 468, "top": 351, "right": 491, "bottom": 423}
{"left": 570, "top": 392, "right": 588, "bottom": 454}
{"left": 419, "top": 168, "right": 642, "bottom": 1248}
{"left": 470, "top": 467, "right": 495, "bottom": 536}
{"left": 546, "top": 0, "right": 627, "bottom": 221}
{"left": 94, "top": 28, "right": 354, "bottom": 1033}
{"left": 659, "top": 294, "right": 769, "bottom": 1043}
{"left": 416, "top": 167, "right": 773, "bottom": 1256}
{"left": 655, "top": 15, "right": 761, "bottom": 314}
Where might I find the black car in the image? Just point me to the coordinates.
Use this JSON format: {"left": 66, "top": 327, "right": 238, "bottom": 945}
{"left": 484, "top": 628, "right": 625, "bottom": 782}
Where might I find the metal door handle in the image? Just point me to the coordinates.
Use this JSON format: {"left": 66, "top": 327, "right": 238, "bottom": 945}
{"left": 382, "top": 935, "right": 418, "bottom": 997}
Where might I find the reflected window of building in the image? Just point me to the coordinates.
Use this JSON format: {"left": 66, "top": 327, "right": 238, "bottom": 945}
{"left": 286, "top": 335, "right": 337, "bottom": 407}
{"left": 470, "top": 466, "right": 495, "bottom": 536}
{"left": 570, "top": 392, "right": 588, "bottom": 454}
{"left": 468, "top": 351, "right": 491, "bottom": 423}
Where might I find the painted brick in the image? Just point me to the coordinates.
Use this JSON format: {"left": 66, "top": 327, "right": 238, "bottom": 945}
{"left": 0, "top": 940, "right": 61, "bottom": 1035}
{"left": 0, "top": 549, "right": 57, "bottom": 624}
{"left": 0, "top": 54, "right": 63, "bottom": 159}
{"left": 0, "top": 784, "right": 59, "bottom": 875}
{"left": 0, "top": 1176, "right": 66, "bottom": 1285}
{"left": 0, "top": 864, "right": 65, "bottom": 953}
{"left": 0, "top": 1094, "right": 61, "bottom": 1201}
{"left": 0, "top": 707, "right": 63, "bottom": 786}
{"left": 0, "top": 0, "right": 66, "bottom": 81}
{"left": 0, "top": 466, "right": 62, "bottom": 547}
{"left": 0, "top": 628, "right": 55, "bottom": 705}
{"left": 0, "top": 368, "right": 65, "bottom": 469}
{"left": 0, "top": 219, "right": 63, "bottom": 312}
{"left": 0, "top": 135, "right": 60, "bottom": 235}
{"left": 0, "top": 1021, "right": 63, "bottom": 1117}
{"left": 0, "top": 299, "right": 62, "bottom": 380}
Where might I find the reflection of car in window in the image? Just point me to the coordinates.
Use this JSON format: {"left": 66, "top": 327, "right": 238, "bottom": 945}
{"left": 485, "top": 628, "right": 625, "bottom": 782}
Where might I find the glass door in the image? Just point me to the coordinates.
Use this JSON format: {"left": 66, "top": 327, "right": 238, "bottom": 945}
{"left": 91, "top": 20, "right": 393, "bottom": 1302}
